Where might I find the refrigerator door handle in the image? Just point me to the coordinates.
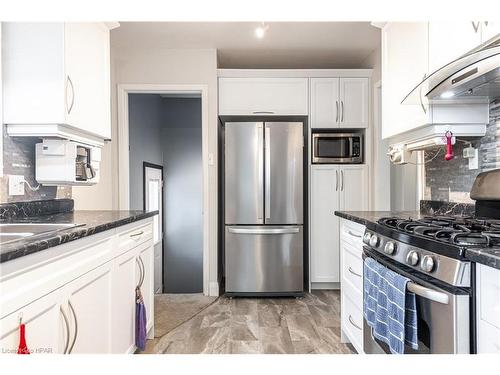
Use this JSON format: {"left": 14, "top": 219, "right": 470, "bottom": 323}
{"left": 227, "top": 227, "right": 300, "bottom": 235}
{"left": 257, "top": 124, "right": 264, "bottom": 222}
{"left": 265, "top": 126, "right": 271, "bottom": 220}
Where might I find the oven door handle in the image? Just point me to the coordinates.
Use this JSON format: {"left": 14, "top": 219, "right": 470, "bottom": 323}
{"left": 407, "top": 282, "right": 449, "bottom": 305}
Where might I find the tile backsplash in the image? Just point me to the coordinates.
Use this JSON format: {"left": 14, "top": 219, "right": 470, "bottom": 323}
{"left": 424, "top": 104, "right": 500, "bottom": 203}
{"left": 0, "top": 127, "right": 72, "bottom": 203}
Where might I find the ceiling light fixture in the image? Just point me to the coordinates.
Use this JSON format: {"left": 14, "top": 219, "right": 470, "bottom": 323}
{"left": 255, "top": 22, "right": 269, "bottom": 39}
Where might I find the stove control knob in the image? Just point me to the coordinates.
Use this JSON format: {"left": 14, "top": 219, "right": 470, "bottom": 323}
{"left": 420, "top": 255, "right": 435, "bottom": 272}
{"left": 363, "top": 232, "right": 372, "bottom": 244}
{"left": 406, "top": 251, "right": 419, "bottom": 266}
{"left": 369, "top": 234, "right": 380, "bottom": 247}
{"left": 384, "top": 241, "right": 397, "bottom": 255}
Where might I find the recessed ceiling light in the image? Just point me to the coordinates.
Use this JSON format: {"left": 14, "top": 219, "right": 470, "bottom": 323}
{"left": 255, "top": 23, "right": 269, "bottom": 39}
{"left": 440, "top": 91, "right": 455, "bottom": 99}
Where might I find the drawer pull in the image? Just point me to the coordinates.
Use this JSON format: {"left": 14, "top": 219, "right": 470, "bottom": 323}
{"left": 348, "top": 315, "right": 362, "bottom": 331}
{"left": 130, "top": 231, "right": 144, "bottom": 238}
{"left": 347, "top": 230, "right": 362, "bottom": 238}
{"left": 348, "top": 267, "right": 362, "bottom": 278}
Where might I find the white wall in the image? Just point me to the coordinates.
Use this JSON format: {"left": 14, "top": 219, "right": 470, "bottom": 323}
{"left": 89, "top": 44, "right": 219, "bottom": 293}
{"left": 361, "top": 43, "right": 391, "bottom": 210}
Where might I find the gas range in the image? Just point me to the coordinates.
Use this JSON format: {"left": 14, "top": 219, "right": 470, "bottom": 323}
{"left": 361, "top": 215, "right": 500, "bottom": 287}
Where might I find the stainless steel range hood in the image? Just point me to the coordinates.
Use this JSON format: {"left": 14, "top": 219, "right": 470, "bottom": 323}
{"left": 402, "top": 36, "right": 500, "bottom": 104}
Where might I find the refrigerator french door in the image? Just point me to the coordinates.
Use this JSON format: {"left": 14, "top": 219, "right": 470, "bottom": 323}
{"left": 224, "top": 121, "right": 304, "bottom": 295}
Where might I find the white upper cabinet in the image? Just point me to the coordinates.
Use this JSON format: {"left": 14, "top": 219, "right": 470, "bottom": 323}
{"left": 310, "top": 77, "right": 369, "bottom": 129}
{"left": 428, "top": 22, "right": 482, "bottom": 73}
{"left": 2, "top": 22, "right": 113, "bottom": 140}
{"left": 310, "top": 78, "right": 339, "bottom": 128}
{"left": 382, "top": 22, "right": 430, "bottom": 139}
{"left": 218, "top": 77, "right": 308, "bottom": 115}
{"left": 339, "top": 78, "right": 369, "bottom": 128}
{"left": 63, "top": 23, "right": 111, "bottom": 140}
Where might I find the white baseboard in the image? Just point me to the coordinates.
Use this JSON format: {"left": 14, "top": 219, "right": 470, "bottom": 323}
{"left": 209, "top": 281, "right": 219, "bottom": 297}
{"left": 311, "top": 282, "right": 341, "bottom": 290}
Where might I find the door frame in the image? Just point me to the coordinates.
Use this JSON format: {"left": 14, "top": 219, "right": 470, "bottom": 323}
{"left": 117, "top": 84, "right": 210, "bottom": 296}
{"left": 143, "top": 162, "right": 164, "bottom": 293}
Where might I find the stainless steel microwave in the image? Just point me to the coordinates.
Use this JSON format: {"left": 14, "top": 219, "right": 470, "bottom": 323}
{"left": 312, "top": 131, "right": 363, "bottom": 164}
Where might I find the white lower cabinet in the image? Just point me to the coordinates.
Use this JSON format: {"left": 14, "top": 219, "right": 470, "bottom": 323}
{"left": 0, "top": 218, "right": 154, "bottom": 355}
{"left": 0, "top": 288, "right": 65, "bottom": 354}
{"left": 340, "top": 219, "right": 365, "bottom": 353}
{"left": 111, "top": 247, "right": 139, "bottom": 354}
{"left": 63, "top": 261, "right": 113, "bottom": 354}
{"left": 310, "top": 165, "right": 368, "bottom": 285}
{"left": 476, "top": 264, "right": 500, "bottom": 353}
{"left": 311, "top": 165, "right": 340, "bottom": 283}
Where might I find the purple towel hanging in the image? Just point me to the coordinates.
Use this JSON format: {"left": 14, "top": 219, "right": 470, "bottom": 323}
{"left": 135, "top": 287, "right": 147, "bottom": 351}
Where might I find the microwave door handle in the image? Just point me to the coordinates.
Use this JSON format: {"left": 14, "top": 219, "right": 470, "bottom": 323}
{"left": 407, "top": 282, "right": 449, "bottom": 305}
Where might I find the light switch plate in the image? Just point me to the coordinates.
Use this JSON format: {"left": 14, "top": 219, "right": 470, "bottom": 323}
{"left": 8, "top": 175, "right": 25, "bottom": 196}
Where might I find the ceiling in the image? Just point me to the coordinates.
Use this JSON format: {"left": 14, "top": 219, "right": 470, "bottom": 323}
{"left": 111, "top": 22, "right": 380, "bottom": 69}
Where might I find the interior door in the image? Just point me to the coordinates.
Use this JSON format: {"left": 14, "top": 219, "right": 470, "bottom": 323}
{"left": 265, "top": 122, "right": 303, "bottom": 224}
{"left": 225, "top": 122, "right": 264, "bottom": 224}
{"left": 144, "top": 165, "right": 163, "bottom": 294}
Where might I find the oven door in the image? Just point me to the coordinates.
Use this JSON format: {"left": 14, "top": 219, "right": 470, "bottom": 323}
{"left": 362, "top": 247, "right": 471, "bottom": 354}
{"left": 312, "top": 133, "right": 362, "bottom": 164}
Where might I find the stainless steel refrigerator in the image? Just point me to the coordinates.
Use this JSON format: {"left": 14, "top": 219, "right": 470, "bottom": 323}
{"left": 224, "top": 121, "right": 304, "bottom": 295}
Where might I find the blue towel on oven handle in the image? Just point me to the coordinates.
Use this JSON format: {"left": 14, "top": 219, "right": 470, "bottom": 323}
{"left": 363, "top": 257, "right": 418, "bottom": 354}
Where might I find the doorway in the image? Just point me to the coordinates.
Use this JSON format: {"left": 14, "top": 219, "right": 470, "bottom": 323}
{"left": 120, "top": 86, "right": 209, "bottom": 295}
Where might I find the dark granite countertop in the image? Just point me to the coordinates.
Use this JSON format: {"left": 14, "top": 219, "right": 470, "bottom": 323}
{"left": 0, "top": 210, "right": 158, "bottom": 263}
{"left": 335, "top": 209, "right": 500, "bottom": 271}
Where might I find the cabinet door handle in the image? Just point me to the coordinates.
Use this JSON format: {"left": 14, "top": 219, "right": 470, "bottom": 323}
{"left": 341, "top": 170, "right": 344, "bottom": 191}
{"left": 348, "top": 315, "right": 362, "bottom": 330}
{"left": 347, "top": 230, "right": 362, "bottom": 239}
{"left": 335, "top": 170, "right": 339, "bottom": 191}
{"left": 130, "top": 231, "right": 144, "bottom": 238}
{"left": 67, "top": 300, "right": 78, "bottom": 354}
{"left": 348, "top": 266, "right": 362, "bottom": 278}
{"left": 252, "top": 111, "right": 275, "bottom": 114}
{"left": 60, "top": 306, "right": 70, "bottom": 354}
{"left": 341, "top": 101, "right": 344, "bottom": 122}
{"left": 335, "top": 101, "right": 339, "bottom": 123}
{"left": 136, "top": 256, "right": 145, "bottom": 288}
{"left": 65, "top": 76, "right": 75, "bottom": 114}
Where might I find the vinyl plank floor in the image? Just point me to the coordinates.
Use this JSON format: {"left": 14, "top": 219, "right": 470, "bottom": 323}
{"left": 144, "top": 290, "right": 356, "bottom": 354}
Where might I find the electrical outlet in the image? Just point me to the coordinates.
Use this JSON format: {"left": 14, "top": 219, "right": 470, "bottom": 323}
{"left": 8, "top": 175, "right": 25, "bottom": 196}
{"left": 468, "top": 148, "right": 479, "bottom": 170}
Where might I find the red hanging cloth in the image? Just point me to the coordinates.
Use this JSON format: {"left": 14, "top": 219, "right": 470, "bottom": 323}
{"left": 17, "top": 323, "right": 30, "bottom": 354}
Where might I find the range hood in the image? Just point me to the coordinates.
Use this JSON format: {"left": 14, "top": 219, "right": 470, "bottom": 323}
{"left": 402, "top": 36, "right": 500, "bottom": 104}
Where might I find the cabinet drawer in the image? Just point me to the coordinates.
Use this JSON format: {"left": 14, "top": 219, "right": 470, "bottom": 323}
{"left": 479, "top": 265, "right": 500, "bottom": 329}
{"left": 342, "top": 241, "right": 363, "bottom": 293}
{"left": 341, "top": 220, "right": 365, "bottom": 248}
{"left": 116, "top": 221, "right": 153, "bottom": 255}
{"left": 341, "top": 283, "right": 364, "bottom": 353}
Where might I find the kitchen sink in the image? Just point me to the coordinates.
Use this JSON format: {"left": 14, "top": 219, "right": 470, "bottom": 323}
{"left": 0, "top": 223, "right": 84, "bottom": 245}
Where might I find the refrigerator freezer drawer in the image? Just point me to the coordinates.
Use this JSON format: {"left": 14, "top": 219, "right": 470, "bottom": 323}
{"left": 225, "top": 225, "right": 304, "bottom": 294}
